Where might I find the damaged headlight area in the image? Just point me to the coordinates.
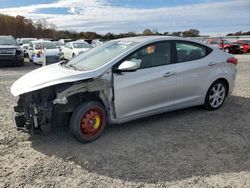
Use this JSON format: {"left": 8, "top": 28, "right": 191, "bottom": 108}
{"left": 13, "top": 83, "right": 73, "bottom": 133}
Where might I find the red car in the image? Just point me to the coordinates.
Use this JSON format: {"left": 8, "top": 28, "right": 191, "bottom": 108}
{"left": 205, "top": 39, "right": 244, "bottom": 54}
{"left": 233, "top": 40, "right": 250, "bottom": 53}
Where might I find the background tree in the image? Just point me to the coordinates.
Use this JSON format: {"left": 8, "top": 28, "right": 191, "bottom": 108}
{"left": 171, "top": 31, "right": 182, "bottom": 37}
{"left": 182, "top": 29, "right": 200, "bottom": 37}
{"left": 142, "top": 29, "right": 153, "bottom": 36}
{"left": 0, "top": 13, "right": 249, "bottom": 41}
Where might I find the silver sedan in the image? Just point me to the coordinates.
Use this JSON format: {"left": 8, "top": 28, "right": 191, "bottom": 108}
{"left": 11, "top": 36, "right": 237, "bottom": 142}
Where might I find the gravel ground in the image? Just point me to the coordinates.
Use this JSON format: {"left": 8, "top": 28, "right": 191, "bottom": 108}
{"left": 0, "top": 56, "right": 249, "bottom": 188}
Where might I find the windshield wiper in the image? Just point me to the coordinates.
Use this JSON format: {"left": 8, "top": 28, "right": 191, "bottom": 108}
{"left": 60, "top": 59, "right": 69, "bottom": 64}
{"left": 61, "top": 62, "right": 81, "bottom": 71}
{"left": 67, "top": 64, "right": 81, "bottom": 71}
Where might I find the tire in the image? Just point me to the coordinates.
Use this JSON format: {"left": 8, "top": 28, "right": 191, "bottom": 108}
{"left": 204, "top": 80, "right": 228, "bottom": 110}
{"left": 70, "top": 101, "right": 107, "bottom": 143}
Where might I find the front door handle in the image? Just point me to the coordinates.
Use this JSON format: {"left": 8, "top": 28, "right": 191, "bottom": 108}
{"left": 208, "top": 62, "right": 217, "bottom": 66}
{"left": 163, "top": 72, "right": 175, "bottom": 77}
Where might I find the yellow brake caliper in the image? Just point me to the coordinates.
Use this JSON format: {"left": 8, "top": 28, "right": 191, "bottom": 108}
{"left": 93, "top": 115, "right": 101, "bottom": 129}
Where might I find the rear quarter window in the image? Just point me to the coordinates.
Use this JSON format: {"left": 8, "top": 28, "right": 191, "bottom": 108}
{"left": 176, "top": 41, "right": 212, "bottom": 63}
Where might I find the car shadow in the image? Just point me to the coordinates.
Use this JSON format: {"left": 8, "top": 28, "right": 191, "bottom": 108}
{"left": 30, "top": 95, "right": 250, "bottom": 183}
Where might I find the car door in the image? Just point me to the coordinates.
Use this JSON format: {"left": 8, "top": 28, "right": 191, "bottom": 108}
{"left": 113, "top": 41, "right": 177, "bottom": 120}
{"left": 174, "top": 41, "right": 214, "bottom": 106}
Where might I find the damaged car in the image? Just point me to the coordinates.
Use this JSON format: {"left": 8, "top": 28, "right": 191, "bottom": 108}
{"left": 11, "top": 36, "right": 237, "bottom": 142}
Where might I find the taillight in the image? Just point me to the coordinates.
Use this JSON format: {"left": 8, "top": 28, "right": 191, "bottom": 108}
{"left": 227, "top": 57, "right": 238, "bottom": 65}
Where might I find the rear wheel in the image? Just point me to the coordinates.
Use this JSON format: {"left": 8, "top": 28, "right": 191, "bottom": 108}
{"left": 204, "top": 80, "right": 227, "bottom": 110}
{"left": 70, "top": 101, "right": 107, "bottom": 142}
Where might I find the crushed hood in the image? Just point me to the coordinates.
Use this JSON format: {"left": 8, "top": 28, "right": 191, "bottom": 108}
{"left": 11, "top": 63, "right": 96, "bottom": 96}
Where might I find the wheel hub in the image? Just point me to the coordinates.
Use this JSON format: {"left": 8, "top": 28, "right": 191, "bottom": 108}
{"left": 209, "top": 83, "right": 226, "bottom": 108}
{"left": 81, "top": 108, "right": 103, "bottom": 136}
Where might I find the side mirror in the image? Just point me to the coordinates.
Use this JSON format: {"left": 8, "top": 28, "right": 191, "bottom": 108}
{"left": 117, "top": 61, "right": 139, "bottom": 72}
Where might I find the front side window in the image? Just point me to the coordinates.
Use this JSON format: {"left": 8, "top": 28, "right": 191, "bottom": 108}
{"left": 124, "top": 42, "right": 171, "bottom": 69}
{"left": 176, "top": 42, "right": 208, "bottom": 63}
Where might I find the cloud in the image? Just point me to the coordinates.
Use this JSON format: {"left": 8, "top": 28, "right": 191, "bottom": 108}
{"left": 0, "top": 0, "right": 249, "bottom": 35}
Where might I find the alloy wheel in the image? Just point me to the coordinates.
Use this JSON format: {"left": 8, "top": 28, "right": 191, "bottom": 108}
{"left": 209, "top": 83, "right": 226, "bottom": 108}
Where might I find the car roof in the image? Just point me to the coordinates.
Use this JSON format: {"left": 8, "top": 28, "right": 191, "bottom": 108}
{"left": 114, "top": 36, "right": 209, "bottom": 47}
{"left": 71, "top": 41, "right": 89, "bottom": 44}
{"left": 116, "top": 36, "right": 180, "bottom": 43}
{"left": 32, "top": 40, "right": 51, "bottom": 43}
{"left": 21, "top": 38, "right": 37, "bottom": 40}
{"left": 0, "top": 35, "right": 14, "bottom": 38}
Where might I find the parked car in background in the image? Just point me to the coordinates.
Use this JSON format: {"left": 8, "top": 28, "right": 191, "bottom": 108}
{"left": 233, "top": 40, "right": 250, "bottom": 53}
{"left": 53, "top": 41, "right": 64, "bottom": 50}
{"left": 76, "top": 39, "right": 93, "bottom": 45}
{"left": 91, "top": 39, "right": 104, "bottom": 47}
{"left": 204, "top": 38, "right": 244, "bottom": 54}
{"left": 17, "top": 38, "right": 37, "bottom": 57}
{"left": 0, "top": 35, "right": 24, "bottom": 66}
{"left": 11, "top": 36, "right": 237, "bottom": 142}
{"left": 224, "top": 43, "right": 244, "bottom": 54}
{"left": 28, "top": 40, "right": 63, "bottom": 65}
{"left": 62, "top": 41, "right": 92, "bottom": 60}
{"left": 39, "top": 38, "right": 54, "bottom": 41}
{"left": 204, "top": 38, "right": 229, "bottom": 49}
{"left": 59, "top": 39, "right": 72, "bottom": 44}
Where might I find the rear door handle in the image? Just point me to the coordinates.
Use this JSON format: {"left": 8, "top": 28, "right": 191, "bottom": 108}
{"left": 163, "top": 72, "right": 176, "bottom": 77}
{"left": 208, "top": 62, "right": 217, "bottom": 66}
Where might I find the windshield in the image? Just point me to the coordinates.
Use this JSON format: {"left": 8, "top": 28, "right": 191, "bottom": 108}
{"left": 54, "top": 42, "right": 64, "bottom": 46}
{"left": 66, "top": 41, "right": 138, "bottom": 71}
{"left": 73, "top": 43, "right": 92, "bottom": 49}
{"left": 22, "top": 39, "right": 36, "bottom": 44}
{"left": 0, "top": 37, "right": 17, "bottom": 45}
{"left": 35, "top": 42, "right": 57, "bottom": 49}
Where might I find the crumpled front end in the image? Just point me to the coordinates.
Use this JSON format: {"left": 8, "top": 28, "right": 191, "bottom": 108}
{"left": 12, "top": 74, "right": 115, "bottom": 134}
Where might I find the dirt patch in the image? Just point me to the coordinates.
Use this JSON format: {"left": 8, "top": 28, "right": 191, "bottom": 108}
{"left": 0, "top": 59, "right": 249, "bottom": 187}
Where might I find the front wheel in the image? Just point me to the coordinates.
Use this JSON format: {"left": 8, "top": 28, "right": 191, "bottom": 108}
{"left": 204, "top": 80, "right": 228, "bottom": 110}
{"left": 70, "top": 101, "right": 107, "bottom": 142}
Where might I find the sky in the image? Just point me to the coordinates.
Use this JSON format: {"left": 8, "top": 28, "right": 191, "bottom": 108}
{"left": 0, "top": 0, "right": 249, "bottom": 35}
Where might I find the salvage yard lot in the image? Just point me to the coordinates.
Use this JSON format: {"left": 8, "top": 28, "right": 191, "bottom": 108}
{"left": 0, "top": 55, "right": 249, "bottom": 187}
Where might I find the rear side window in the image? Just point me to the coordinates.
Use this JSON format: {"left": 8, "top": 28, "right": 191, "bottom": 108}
{"left": 176, "top": 42, "right": 211, "bottom": 63}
